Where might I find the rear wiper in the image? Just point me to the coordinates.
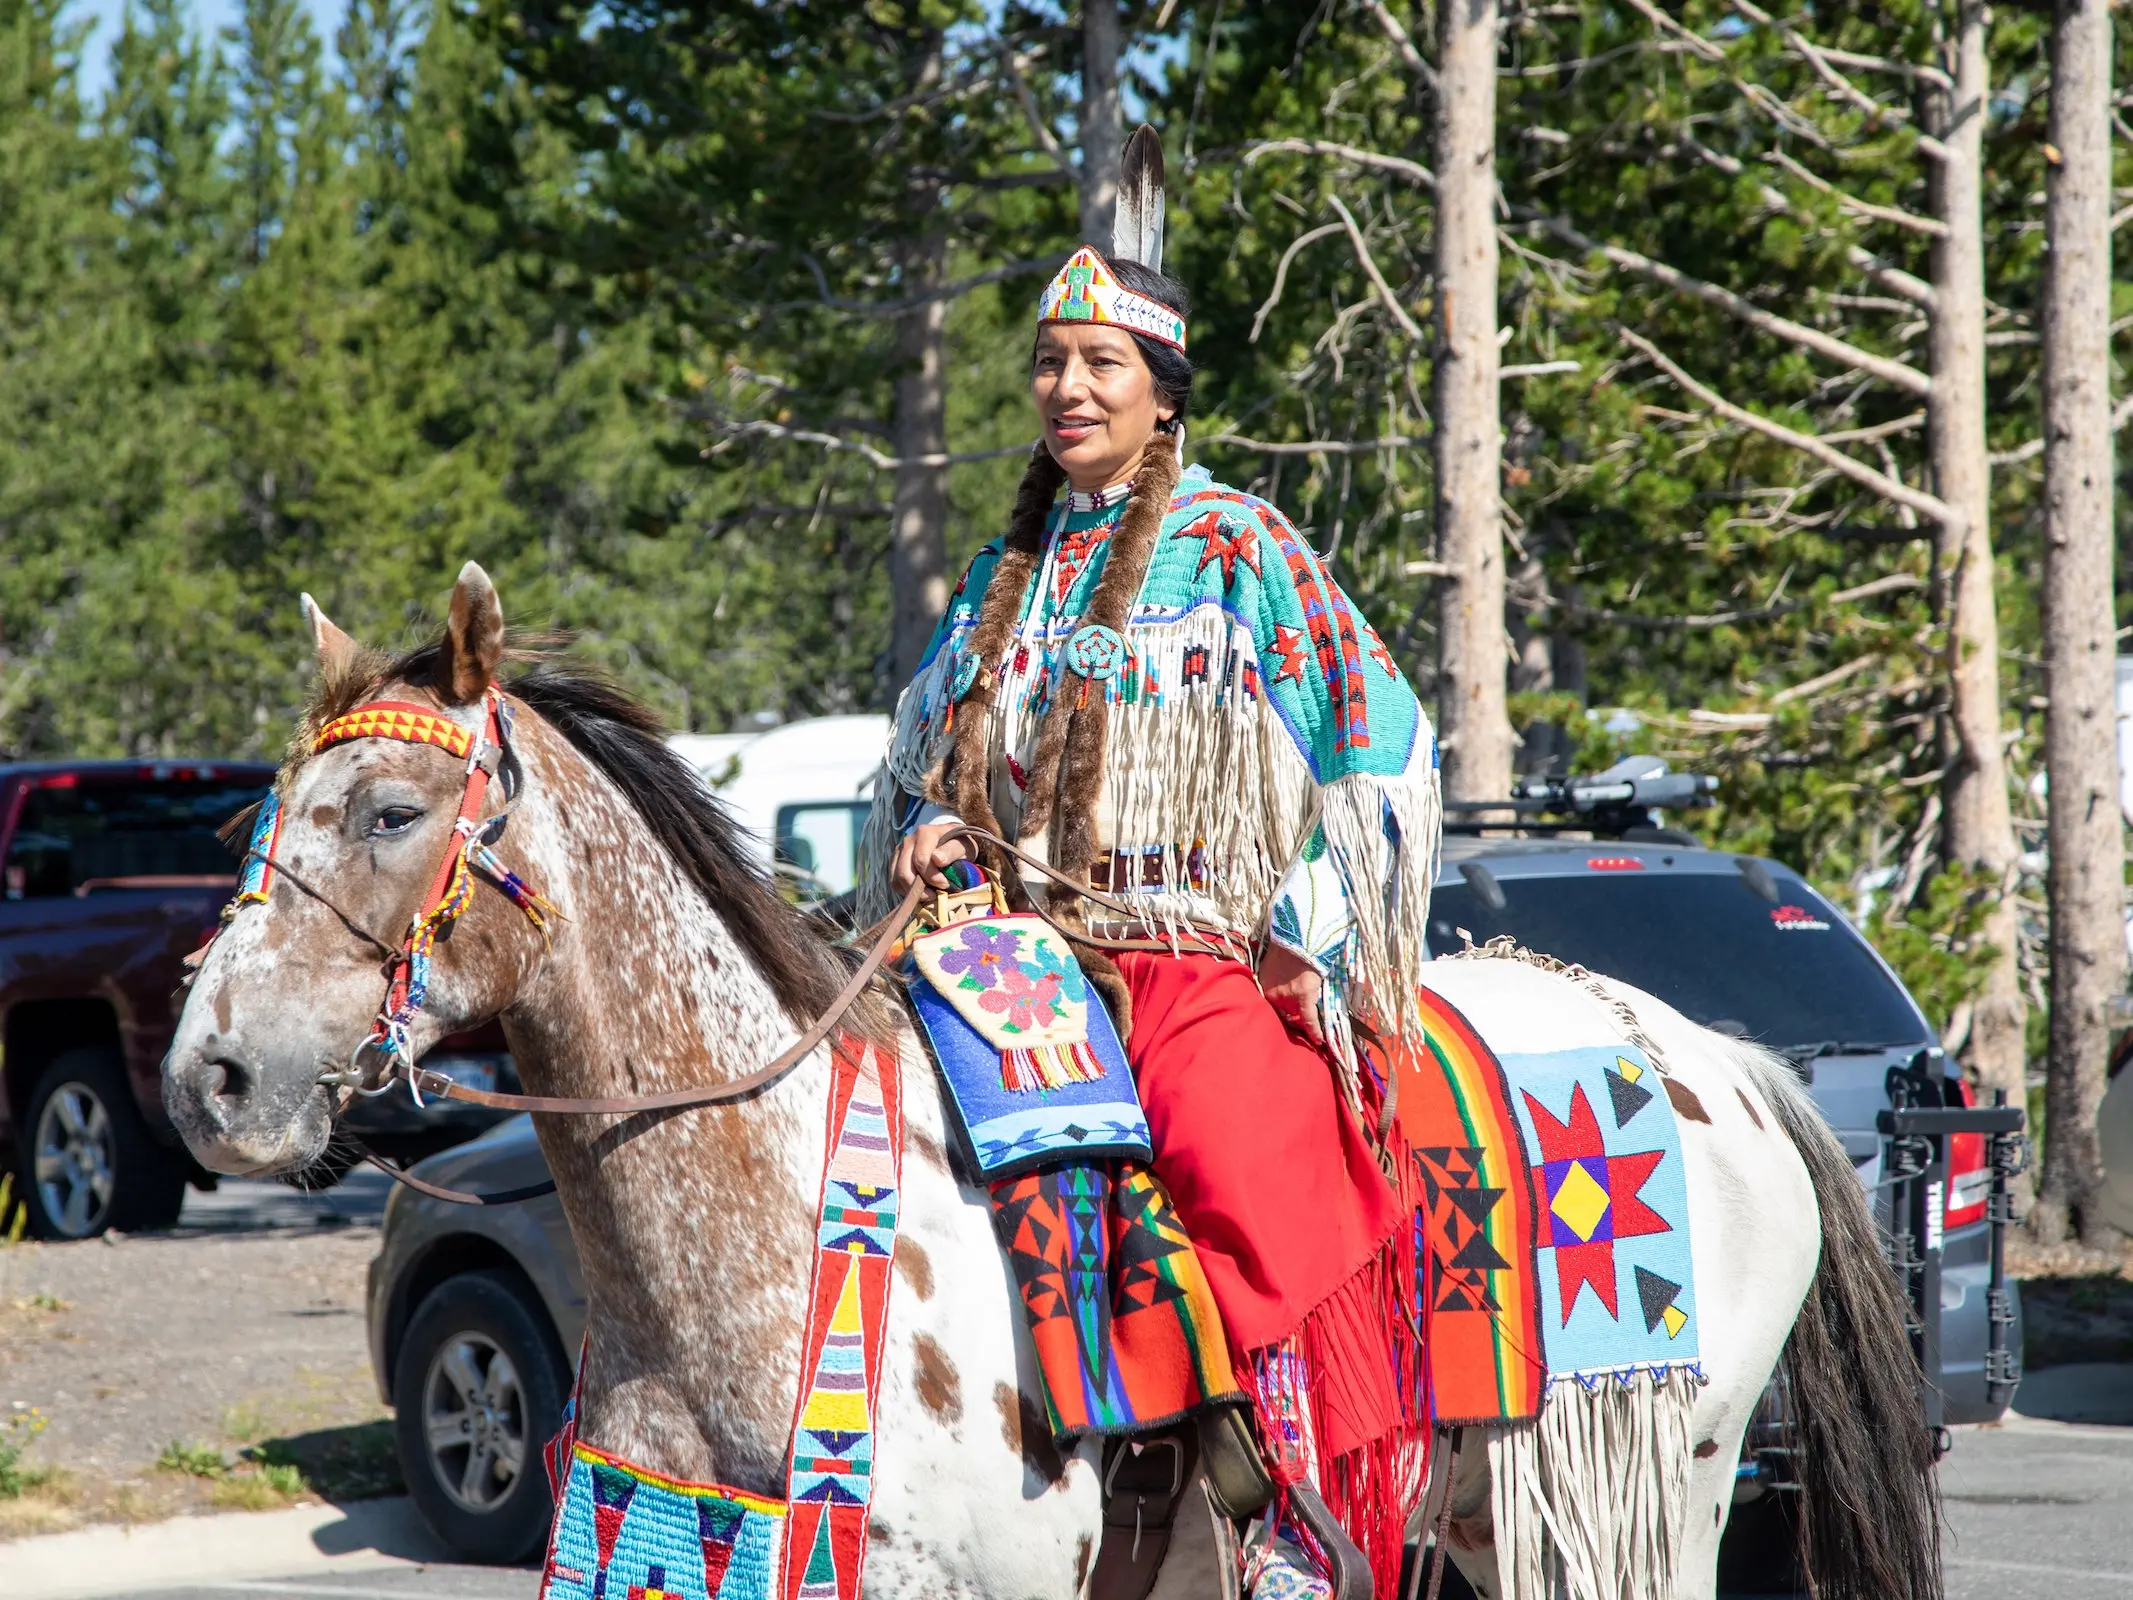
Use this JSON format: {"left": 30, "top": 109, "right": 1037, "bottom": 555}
{"left": 1782, "top": 1039, "right": 1914, "bottom": 1063}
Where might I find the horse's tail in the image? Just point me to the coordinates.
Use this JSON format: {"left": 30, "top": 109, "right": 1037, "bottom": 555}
{"left": 1741, "top": 1049, "right": 1943, "bottom": 1600}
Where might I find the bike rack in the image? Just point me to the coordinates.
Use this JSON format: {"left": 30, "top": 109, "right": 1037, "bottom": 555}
{"left": 1877, "top": 1054, "right": 2029, "bottom": 1447}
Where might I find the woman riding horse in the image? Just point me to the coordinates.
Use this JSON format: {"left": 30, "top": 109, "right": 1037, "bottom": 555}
{"left": 862, "top": 215, "right": 1438, "bottom": 1597}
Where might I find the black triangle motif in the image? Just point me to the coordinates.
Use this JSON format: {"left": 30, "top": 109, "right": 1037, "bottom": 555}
{"left": 1445, "top": 1184, "right": 1505, "bottom": 1228}
{"left": 1635, "top": 1264, "right": 1682, "bottom": 1334}
{"left": 1606, "top": 1067, "right": 1656, "bottom": 1128}
{"left": 1450, "top": 1230, "right": 1512, "bottom": 1272}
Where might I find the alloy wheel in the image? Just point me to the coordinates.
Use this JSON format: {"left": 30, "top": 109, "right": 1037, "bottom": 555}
{"left": 421, "top": 1333, "right": 528, "bottom": 1512}
{"left": 33, "top": 1081, "right": 117, "bottom": 1239}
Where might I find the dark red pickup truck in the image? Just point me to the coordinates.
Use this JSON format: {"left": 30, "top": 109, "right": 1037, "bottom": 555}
{"left": 0, "top": 759, "right": 522, "bottom": 1239}
{"left": 0, "top": 760, "right": 276, "bottom": 1237}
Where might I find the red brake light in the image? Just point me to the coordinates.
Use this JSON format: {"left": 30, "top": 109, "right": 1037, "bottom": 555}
{"left": 34, "top": 772, "right": 78, "bottom": 789}
{"left": 1944, "top": 1074, "right": 1989, "bottom": 1231}
{"left": 1585, "top": 856, "right": 1644, "bottom": 871}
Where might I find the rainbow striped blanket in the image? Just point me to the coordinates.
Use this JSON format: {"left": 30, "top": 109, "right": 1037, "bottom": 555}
{"left": 1391, "top": 984, "right": 1702, "bottom": 1424}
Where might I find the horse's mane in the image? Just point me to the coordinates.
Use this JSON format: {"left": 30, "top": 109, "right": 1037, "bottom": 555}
{"left": 300, "top": 633, "right": 884, "bottom": 1040}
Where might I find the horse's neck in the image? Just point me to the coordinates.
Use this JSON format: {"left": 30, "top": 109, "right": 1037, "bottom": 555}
{"left": 500, "top": 734, "right": 827, "bottom": 1490}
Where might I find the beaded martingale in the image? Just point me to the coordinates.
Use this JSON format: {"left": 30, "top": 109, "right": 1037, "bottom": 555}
{"left": 539, "top": 1035, "right": 903, "bottom": 1600}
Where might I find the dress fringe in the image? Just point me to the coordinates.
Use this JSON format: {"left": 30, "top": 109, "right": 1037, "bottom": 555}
{"left": 1246, "top": 1232, "right": 1429, "bottom": 1599}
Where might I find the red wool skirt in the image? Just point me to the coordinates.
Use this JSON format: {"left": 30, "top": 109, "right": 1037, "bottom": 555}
{"left": 1117, "top": 949, "right": 1421, "bottom": 1577}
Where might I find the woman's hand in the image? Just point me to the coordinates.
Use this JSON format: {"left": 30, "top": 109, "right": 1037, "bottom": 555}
{"left": 1259, "top": 943, "right": 1325, "bottom": 1046}
{"left": 890, "top": 819, "right": 971, "bottom": 893}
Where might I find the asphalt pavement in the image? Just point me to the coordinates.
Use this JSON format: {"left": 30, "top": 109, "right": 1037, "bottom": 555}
{"left": 51, "top": 1411, "right": 2125, "bottom": 1600}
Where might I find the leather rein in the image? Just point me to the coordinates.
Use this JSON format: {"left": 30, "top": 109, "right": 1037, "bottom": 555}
{"left": 223, "top": 687, "right": 1221, "bottom": 1206}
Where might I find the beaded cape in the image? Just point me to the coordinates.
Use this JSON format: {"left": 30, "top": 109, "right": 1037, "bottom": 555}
{"left": 861, "top": 460, "right": 1442, "bottom": 1068}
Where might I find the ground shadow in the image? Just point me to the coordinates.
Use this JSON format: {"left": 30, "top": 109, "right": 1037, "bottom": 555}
{"left": 255, "top": 1419, "right": 404, "bottom": 1502}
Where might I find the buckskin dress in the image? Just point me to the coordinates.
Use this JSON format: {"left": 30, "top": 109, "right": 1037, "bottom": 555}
{"left": 859, "top": 457, "right": 1442, "bottom": 1573}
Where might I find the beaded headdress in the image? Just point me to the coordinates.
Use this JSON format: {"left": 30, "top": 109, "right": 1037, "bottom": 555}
{"left": 1036, "top": 127, "right": 1185, "bottom": 352}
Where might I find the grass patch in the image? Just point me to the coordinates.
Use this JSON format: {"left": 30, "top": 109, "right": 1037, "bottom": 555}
{"left": 207, "top": 1463, "right": 306, "bottom": 1511}
{"left": 15, "top": 1291, "right": 67, "bottom": 1313}
{"left": 154, "top": 1440, "right": 229, "bottom": 1479}
{"left": 220, "top": 1401, "right": 271, "bottom": 1445}
{"left": 1, "top": 1408, "right": 57, "bottom": 1498}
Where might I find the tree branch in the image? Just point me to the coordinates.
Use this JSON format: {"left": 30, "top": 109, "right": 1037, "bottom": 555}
{"left": 1251, "top": 223, "right": 1345, "bottom": 342}
{"left": 1765, "top": 149, "right": 1947, "bottom": 236}
{"left": 1846, "top": 245, "right": 1938, "bottom": 310}
{"left": 1360, "top": 0, "right": 1439, "bottom": 88}
{"left": 1328, "top": 195, "right": 1424, "bottom": 342}
{"left": 708, "top": 421, "right": 1035, "bottom": 471}
{"left": 1204, "top": 433, "right": 1423, "bottom": 456}
{"left": 1616, "top": 325, "right": 1958, "bottom": 530}
{"left": 1579, "top": 572, "right": 1924, "bottom": 629}
{"left": 1988, "top": 392, "right": 2133, "bottom": 468}
{"left": 997, "top": 44, "right": 1076, "bottom": 182}
{"left": 1732, "top": 0, "right": 1912, "bottom": 126}
{"left": 1533, "top": 215, "right": 1932, "bottom": 395}
{"left": 1242, "top": 139, "right": 1434, "bottom": 189}
{"left": 1501, "top": 360, "right": 1583, "bottom": 378}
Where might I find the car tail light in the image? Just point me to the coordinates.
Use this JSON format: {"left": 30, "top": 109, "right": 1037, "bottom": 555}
{"left": 1945, "top": 1074, "right": 1990, "bottom": 1230}
{"left": 1585, "top": 856, "right": 1644, "bottom": 871}
{"left": 33, "top": 772, "right": 78, "bottom": 790}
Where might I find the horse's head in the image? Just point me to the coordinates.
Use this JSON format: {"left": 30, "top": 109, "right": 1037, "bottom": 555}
{"left": 164, "top": 562, "right": 540, "bottom": 1176}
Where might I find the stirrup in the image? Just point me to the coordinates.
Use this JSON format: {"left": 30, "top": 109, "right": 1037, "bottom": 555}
{"left": 1090, "top": 1428, "right": 1199, "bottom": 1600}
{"left": 1284, "top": 1483, "right": 1374, "bottom": 1600}
{"left": 1199, "top": 1400, "right": 1277, "bottom": 1518}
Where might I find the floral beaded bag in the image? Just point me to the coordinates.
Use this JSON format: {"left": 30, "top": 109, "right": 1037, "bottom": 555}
{"left": 902, "top": 866, "right": 1151, "bottom": 1179}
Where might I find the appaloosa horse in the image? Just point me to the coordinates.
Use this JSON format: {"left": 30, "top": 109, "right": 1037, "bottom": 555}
{"left": 164, "top": 565, "right": 1939, "bottom": 1600}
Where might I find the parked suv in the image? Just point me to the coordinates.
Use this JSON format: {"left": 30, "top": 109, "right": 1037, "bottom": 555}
{"left": 0, "top": 761, "right": 274, "bottom": 1237}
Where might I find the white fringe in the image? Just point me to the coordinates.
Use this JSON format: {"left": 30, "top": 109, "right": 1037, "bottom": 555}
{"left": 857, "top": 604, "right": 1443, "bottom": 1045}
{"left": 1484, "top": 1370, "right": 1699, "bottom": 1600}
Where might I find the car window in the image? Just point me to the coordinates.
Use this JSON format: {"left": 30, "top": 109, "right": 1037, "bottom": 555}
{"left": 774, "top": 801, "right": 869, "bottom": 898}
{"left": 1426, "top": 869, "right": 1925, "bottom": 1054}
{"left": 5, "top": 778, "right": 269, "bottom": 898}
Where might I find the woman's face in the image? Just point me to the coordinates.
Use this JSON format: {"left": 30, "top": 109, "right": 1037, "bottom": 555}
{"left": 1031, "top": 323, "right": 1173, "bottom": 491}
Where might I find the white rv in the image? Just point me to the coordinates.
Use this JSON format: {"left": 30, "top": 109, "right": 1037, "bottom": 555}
{"left": 669, "top": 715, "right": 889, "bottom": 899}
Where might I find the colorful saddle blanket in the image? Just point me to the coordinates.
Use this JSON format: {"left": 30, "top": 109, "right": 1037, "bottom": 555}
{"left": 1390, "top": 984, "right": 1703, "bottom": 1426}
{"left": 905, "top": 892, "right": 1243, "bottom": 1442}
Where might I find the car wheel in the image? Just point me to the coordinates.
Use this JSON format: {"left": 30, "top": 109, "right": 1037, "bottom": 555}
{"left": 394, "top": 1270, "right": 566, "bottom": 1564}
{"left": 19, "top": 1049, "right": 186, "bottom": 1239}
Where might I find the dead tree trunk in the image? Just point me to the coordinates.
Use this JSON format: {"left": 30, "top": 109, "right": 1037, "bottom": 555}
{"left": 1434, "top": 0, "right": 1513, "bottom": 802}
{"left": 2033, "top": 0, "right": 2123, "bottom": 1244}
{"left": 1080, "top": 0, "right": 1120, "bottom": 245}
{"left": 1929, "top": 0, "right": 2027, "bottom": 1114}
{"left": 886, "top": 34, "right": 950, "bottom": 693}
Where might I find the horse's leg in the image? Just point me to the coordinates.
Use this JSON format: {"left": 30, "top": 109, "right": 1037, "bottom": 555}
{"left": 1592, "top": 983, "right": 1820, "bottom": 1600}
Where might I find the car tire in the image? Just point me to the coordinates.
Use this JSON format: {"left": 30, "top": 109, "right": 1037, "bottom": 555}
{"left": 394, "top": 1270, "right": 566, "bottom": 1564}
{"left": 18, "top": 1049, "right": 186, "bottom": 1239}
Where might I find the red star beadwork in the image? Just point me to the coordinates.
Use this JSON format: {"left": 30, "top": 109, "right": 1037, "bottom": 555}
{"left": 1522, "top": 1083, "right": 1671, "bottom": 1324}
{"left": 1175, "top": 511, "right": 1263, "bottom": 586}
{"left": 1268, "top": 625, "right": 1309, "bottom": 686}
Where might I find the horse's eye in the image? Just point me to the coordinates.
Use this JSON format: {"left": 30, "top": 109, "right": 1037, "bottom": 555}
{"left": 372, "top": 807, "right": 421, "bottom": 836}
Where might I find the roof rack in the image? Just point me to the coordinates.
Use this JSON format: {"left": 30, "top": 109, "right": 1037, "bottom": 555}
{"left": 1443, "top": 755, "right": 1717, "bottom": 840}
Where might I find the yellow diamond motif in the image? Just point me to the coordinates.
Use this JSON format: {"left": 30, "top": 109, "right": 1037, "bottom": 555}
{"left": 1616, "top": 1056, "right": 1644, "bottom": 1084}
{"left": 1549, "top": 1161, "right": 1611, "bottom": 1243}
{"left": 1661, "top": 1304, "right": 1689, "bottom": 1339}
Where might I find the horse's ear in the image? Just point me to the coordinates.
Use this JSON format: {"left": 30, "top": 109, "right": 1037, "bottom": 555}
{"left": 300, "top": 593, "right": 359, "bottom": 678}
{"left": 442, "top": 561, "right": 505, "bottom": 705}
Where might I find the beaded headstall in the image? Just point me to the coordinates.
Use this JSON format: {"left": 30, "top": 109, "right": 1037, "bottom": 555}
{"left": 231, "top": 685, "right": 559, "bottom": 1100}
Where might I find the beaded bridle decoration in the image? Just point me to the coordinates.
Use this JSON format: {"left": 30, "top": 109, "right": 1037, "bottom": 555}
{"left": 230, "top": 684, "right": 559, "bottom": 1099}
